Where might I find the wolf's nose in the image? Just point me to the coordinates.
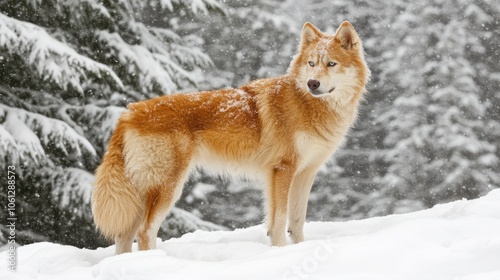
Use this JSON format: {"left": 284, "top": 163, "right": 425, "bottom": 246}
{"left": 307, "top": 79, "right": 320, "bottom": 90}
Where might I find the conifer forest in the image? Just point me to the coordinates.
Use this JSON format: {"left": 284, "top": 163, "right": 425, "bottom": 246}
{"left": 0, "top": 0, "right": 499, "bottom": 248}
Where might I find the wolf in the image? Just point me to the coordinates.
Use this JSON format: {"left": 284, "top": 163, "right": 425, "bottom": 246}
{"left": 92, "top": 21, "right": 370, "bottom": 254}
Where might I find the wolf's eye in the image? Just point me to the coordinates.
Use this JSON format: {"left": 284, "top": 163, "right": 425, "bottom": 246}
{"left": 308, "top": 61, "right": 315, "bottom": 67}
{"left": 328, "top": 62, "right": 337, "bottom": 67}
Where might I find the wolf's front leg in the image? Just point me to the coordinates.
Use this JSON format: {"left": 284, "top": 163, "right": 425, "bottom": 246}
{"left": 265, "top": 162, "right": 296, "bottom": 246}
{"left": 287, "top": 167, "right": 317, "bottom": 244}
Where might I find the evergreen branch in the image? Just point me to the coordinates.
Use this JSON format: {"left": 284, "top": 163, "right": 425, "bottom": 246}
{"left": 0, "top": 104, "right": 97, "bottom": 167}
{"left": 0, "top": 13, "right": 124, "bottom": 93}
{"left": 47, "top": 167, "right": 94, "bottom": 218}
{"left": 0, "top": 123, "right": 21, "bottom": 166}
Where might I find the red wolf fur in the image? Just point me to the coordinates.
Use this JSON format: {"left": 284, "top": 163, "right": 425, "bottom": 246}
{"left": 92, "top": 21, "right": 370, "bottom": 254}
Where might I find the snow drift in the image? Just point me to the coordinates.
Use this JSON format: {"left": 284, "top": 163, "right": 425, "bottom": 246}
{"left": 2, "top": 189, "right": 500, "bottom": 280}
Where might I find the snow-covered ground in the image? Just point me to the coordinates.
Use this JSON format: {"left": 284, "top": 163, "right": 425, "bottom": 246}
{"left": 2, "top": 189, "right": 500, "bottom": 280}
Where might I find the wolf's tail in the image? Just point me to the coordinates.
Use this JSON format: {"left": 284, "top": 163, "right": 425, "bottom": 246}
{"left": 92, "top": 115, "right": 143, "bottom": 240}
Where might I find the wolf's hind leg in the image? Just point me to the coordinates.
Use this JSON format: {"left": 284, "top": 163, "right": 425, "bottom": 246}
{"left": 137, "top": 154, "right": 192, "bottom": 251}
{"left": 114, "top": 216, "right": 143, "bottom": 254}
{"left": 137, "top": 185, "right": 179, "bottom": 251}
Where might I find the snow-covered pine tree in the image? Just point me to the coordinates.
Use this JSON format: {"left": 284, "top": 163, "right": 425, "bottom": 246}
{"left": 467, "top": 0, "right": 500, "bottom": 180}
{"left": 0, "top": 0, "right": 224, "bottom": 247}
{"left": 376, "top": 0, "right": 500, "bottom": 213}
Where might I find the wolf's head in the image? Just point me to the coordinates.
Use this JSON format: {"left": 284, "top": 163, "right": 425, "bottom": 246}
{"left": 289, "top": 21, "right": 370, "bottom": 107}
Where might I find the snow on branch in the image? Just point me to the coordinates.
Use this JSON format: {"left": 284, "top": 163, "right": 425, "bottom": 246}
{"left": 80, "top": 104, "right": 125, "bottom": 139}
{"left": 26, "top": 0, "right": 113, "bottom": 24}
{"left": 68, "top": 104, "right": 125, "bottom": 150}
{"left": 188, "top": 0, "right": 225, "bottom": 15}
{"left": 170, "top": 43, "right": 213, "bottom": 70}
{"left": 148, "top": 27, "right": 183, "bottom": 45}
{"left": 1, "top": 106, "right": 46, "bottom": 165}
{"left": 0, "top": 123, "right": 21, "bottom": 166}
{"left": 125, "top": 20, "right": 213, "bottom": 84}
{"left": 97, "top": 24, "right": 212, "bottom": 93}
{"left": 48, "top": 167, "right": 94, "bottom": 218}
{"left": 131, "top": 0, "right": 225, "bottom": 15}
{"left": 0, "top": 104, "right": 96, "bottom": 167}
{"left": 97, "top": 29, "right": 177, "bottom": 93}
{"left": 163, "top": 207, "right": 227, "bottom": 237}
{"left": 0, "top": 13, "right": 123, "bottom": 93}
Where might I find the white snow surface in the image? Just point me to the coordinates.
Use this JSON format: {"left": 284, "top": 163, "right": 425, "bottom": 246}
{"left": 2, "top": 189, "right": 500, "bottom": 280}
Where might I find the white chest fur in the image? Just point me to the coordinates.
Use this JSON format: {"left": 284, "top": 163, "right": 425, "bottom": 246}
{"left": 294, "top": 131, "right": 338, "bottom": 172}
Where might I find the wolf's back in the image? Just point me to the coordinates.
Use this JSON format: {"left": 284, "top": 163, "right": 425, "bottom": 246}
{"left": 92, "top": 115, "right": 144, "bottom": 240}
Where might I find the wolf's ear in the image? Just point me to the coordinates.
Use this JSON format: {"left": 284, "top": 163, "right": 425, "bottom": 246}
{"left": 300, "top": 22, "right": 321, "bottom": 47}
{"left": 336, "top": 21, "right": 361, "bottom": 50}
